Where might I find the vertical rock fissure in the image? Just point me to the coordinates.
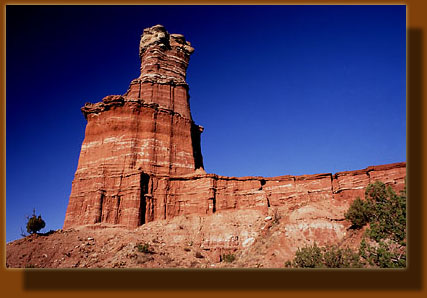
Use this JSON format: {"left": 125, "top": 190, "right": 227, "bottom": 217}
{"left": 98, "top": 166, "right": 107, "bottom": 223}
{"left": 139, "top": 173, "right": 150, "bottom": 226}
{"left": 152, "top": 111, "right": 158, "bottom": 173}
{"left": 148, "top": 176, "right": 155, "bottom": 222}
{"left": 331, "top": 174, "right": 336, "bottom": 194}
{"left": 129, "top": 110, "right": 140, "bottom": 169}
{"left": 259, "top": 179, "right": 269, "bottom": 208}
{"left": 114, "top": 160, "right": 126, "bottom": 224}
{"left": 116, "top": 195, "right": 121, "bottom": 224}
{"left": 212, "top": 176, "right": 217, "bottom": 213}
{"left": 97, "top": 191, "right": 105, "bottom": 223}
{"left": 164, "top": 178, "right": 170, "bottom": 220}
{"left": 366, "top": 169, "right": 373, "bottom": 184}
{"left": 168, "top": 85, "right": 175, "bottom": 174}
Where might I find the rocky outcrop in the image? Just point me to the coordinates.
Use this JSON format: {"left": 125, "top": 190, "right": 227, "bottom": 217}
{"left": 64, "top": 25, "right": 203, "bottom": 229}
{"left": 63, "top": 24, "right": 406, "bottom": 257}
{"left": 145, "top": 162, "right": 405, "bottom": 223}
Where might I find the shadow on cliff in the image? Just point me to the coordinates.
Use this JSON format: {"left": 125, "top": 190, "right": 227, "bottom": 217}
{"left": 23, "top": 28, "right": 423, "bottom": 291}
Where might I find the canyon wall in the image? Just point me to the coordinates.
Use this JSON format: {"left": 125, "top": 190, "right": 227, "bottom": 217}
{"left": 147, "top": 162, "right": 406, "bottom": 222}
{"left": 63, "top": 25, "right": 406, "bottom": 245}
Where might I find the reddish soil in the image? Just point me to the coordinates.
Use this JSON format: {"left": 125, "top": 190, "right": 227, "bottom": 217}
{"left": 6, "top": 208, "right": 364, "bottom": 269}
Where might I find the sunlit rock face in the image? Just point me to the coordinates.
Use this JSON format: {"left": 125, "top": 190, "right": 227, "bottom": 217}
{"left": 64, "top": 24, "right": 406, "bottom": 254}
{"left": 64, "top": 25, "right": 203, "bottom": 229}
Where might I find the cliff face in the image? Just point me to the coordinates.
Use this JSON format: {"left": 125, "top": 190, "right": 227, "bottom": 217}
{"left": 63, "top": 25, "right": 406, "bottom": 254}
{"left": 64, "top": 25, "right": 203, "bottom": 229}
{"left": 149, "top": 162, "right": 406, "bottom": 220}
{"left": 144, "top": 162, "right": 405, "bottom": 251}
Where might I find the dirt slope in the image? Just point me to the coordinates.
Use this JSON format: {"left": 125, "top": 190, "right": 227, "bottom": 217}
{"left": 6, "top": 208, "right": 364, "bottom": 269}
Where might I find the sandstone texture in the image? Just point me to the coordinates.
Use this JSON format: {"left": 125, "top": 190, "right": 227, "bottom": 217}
{"left": 46, "top": 25, "right": 408, "bottom": 268}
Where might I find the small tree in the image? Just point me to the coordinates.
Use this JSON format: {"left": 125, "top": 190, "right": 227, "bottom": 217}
{"left": 26, "top": 209, "right": 46, "bottom": 234}
{"left": 345, "top": 181, "right": 406, "bottom": 244}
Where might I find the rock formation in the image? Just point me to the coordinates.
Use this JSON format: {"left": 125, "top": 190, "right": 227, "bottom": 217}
{"left": 64, "top": 25, "right": 406, "bottom": 254}
{"left": 64, "top": 25, "right": 203, "bottom": 229}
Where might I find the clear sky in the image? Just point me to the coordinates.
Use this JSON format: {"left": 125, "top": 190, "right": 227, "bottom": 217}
{"left": 6, "top": 5, "right": 406, "bottom": 242}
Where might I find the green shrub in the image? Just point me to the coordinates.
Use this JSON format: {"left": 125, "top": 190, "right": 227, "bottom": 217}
{"left": 365, "top": 183, "right": 406, "bottom": 245}
{"left": 344, "top": 197, "right": 372, "bottom": 228}
{"left": 289, "top": 243, "right": 361, "bottom": 268}
{"left": 222, "top": 253, "right": 236, "bottom": 263}
{"left": 355, "top": 182, "right": 406, "bottom": 268}
{"left": 292, "top": 243, "right": 323, "bottom": 268}
{"left": 322, "top": 245, "right": 362, "bottom": 268}
{"left": 136, "top": 243, "right": 151, "bottom": 253}
{"left": 359, "top": 238, "right": 406, "bottom": 268}
{"left": 346, "top": 181, "right": 406, "bottom": 244}
{"left": 26, "top": 210, "right": 46, "bottom": 234}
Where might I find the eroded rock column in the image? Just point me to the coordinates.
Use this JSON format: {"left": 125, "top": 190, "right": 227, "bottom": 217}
{"left": 64, "top": 25, "right": 204, "bottom": 229}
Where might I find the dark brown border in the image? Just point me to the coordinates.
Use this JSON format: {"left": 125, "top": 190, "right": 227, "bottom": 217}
{"left": 1, "top": 0, "right": 426, "bottom": 297}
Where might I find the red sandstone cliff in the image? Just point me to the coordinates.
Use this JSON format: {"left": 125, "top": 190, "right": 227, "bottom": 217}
{"left": 64, "top": 25, "right": 204, "bottom": 229}
{"left": 62, "top": 25, "right": 406, "bottom": 258}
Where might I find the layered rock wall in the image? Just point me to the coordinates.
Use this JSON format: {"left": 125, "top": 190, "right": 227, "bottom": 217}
{"left": 147, "top": 162, "right": 406, "bottom": 222}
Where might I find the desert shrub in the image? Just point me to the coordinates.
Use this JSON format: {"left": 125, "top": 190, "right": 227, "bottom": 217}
{"left": 289, "top": 243, "right": 361, "bottom": 268}
{"left": 359, "top": 238, "right": 406, "bottom": 268}
{"left": 344, "top": 197, "right": 372, "bottom": 228}
{"left": 136, "top": 243, "right": 151, "bottom": 253}
{"left": 322, "top": 245, "right": 362, "bottom": 268}
{"left": 26, "top": 210, "right": 46, "bottom": 234}
{"left": 222, "top": 253, "right": 236, "bottom": 263}
{"left": 291, "top": 243, "right": 323, "bottom": 268}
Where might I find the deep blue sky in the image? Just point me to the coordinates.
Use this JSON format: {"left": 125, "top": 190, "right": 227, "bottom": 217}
{"left": 6, "top": 5, "right": 406, "bottom": 242}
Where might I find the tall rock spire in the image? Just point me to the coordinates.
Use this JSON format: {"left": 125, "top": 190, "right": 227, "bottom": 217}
{"left": 64, "top": 25, "right": 204, "bottom": 229}
{"left": 138, "top": 24, "right": 194, "bottom": 85}
{"left": 125, "top": 24, "right": 195, "bottom": 119}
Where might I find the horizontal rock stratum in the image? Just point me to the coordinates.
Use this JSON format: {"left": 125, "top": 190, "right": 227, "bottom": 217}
{"left": 63, "top": 25, "right": 406, "bottom": 253}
